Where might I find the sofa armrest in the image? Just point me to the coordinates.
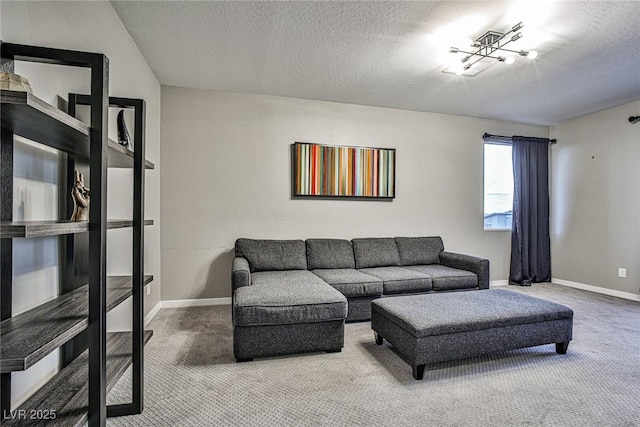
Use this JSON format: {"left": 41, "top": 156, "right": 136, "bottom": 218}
{"left": 232, "top": 257, "right": 251, "bottom": 292}
{"left": 439, "top": 251, "right": 490, "bottom": 290}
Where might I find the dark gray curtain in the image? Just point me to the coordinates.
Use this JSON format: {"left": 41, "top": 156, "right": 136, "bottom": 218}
{"left": 509, "top": 136, "right": 551, "bottom": 286}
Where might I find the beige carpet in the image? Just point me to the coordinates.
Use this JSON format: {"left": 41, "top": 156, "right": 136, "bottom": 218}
{"left": 108, "top": 283, "right": 640, "bottom": 426}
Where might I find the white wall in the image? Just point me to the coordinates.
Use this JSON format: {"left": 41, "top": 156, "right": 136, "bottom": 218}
{"left": 161, "top": 87, "right": 548, "bottom": 300}
{"left": 1, "top": 1, "right": 161, "bottom": 408}
{"left": 550, "top": 100, "right": 640, "bottom": 295}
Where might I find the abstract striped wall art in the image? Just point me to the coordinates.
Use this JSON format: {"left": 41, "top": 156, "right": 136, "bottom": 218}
{"left": 293, "top": 142, "right": 396, "bottom": 199}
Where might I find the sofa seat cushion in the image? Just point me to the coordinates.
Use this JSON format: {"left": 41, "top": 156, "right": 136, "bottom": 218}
{"left": 311, "top": 269, "right": 383, "bottom": 298}
{"left": 234, "top": 271, "right": 347, "bottom": 327}
{"left": 404, "top": 265, "right": 478, "bottom": 290}
{"left": 306, "top": 239, "right": 355, "bottom": 269}
{"left": 359, "top": 267, "right": 432, "bottom": 294}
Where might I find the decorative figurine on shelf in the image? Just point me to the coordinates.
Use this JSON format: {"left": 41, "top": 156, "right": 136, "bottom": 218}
{"left": 0, "top": 72, "right": 33, "bottom": 93}
{"left": 117, "top": 109, "right": 132, "bottom": 150}
{"left": 70, "top": 170, "right": 90, "bottom": 222}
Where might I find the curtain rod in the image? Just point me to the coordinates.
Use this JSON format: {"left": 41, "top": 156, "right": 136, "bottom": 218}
{"left": 483, "top": 132, "right": 557, "bottom": 144}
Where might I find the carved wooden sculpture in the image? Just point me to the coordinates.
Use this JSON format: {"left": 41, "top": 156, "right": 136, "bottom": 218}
{"left": 70, "top": 170, "right": 90, "bottom": 221}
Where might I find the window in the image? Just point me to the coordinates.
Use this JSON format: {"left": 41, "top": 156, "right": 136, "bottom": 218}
{"left": 484, "top": 142, "right": 513, "bottom": 230}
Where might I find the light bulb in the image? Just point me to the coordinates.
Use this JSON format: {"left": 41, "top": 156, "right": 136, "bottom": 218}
{"left": 449, "top": 47, "right": 459, "bottom": 53}
{"left": 505, "top": 56, "right": 515, "bottom": 64}
{"left": 512, "top": 22, "right": 524, "bottom": 32}
{"left": 528, "top": 50, "right": 538, "bottom": 59}
{"left": 497, "top": 56, "right": 506, "bottom": 62}
{"left": 511, "top": 32, "right": 522, "bottom": 42}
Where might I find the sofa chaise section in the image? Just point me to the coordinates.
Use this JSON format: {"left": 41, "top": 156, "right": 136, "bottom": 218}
{"left": 234, "top": 271, "right": 346, "bottom": 327}
{"left": 232, "top": 239, "right": 348, "bottom": 361}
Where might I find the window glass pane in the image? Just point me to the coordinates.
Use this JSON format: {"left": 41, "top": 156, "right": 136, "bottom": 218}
{"left": 484, "top": 143, "right": 513, "bottom": 230}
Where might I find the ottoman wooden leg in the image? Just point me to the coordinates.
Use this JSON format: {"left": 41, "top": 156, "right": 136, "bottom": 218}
{"left": 374, "top": 332, "right": 384, "bottom": 345}
{"left": 412, "top": 364, "right": 426, "bottom": 380}
{"left": 556, "top": 342, "right": 569, "bottom": 354}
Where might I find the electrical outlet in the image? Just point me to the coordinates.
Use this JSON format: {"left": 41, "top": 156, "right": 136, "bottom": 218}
{"left": 146, "top": 285, "right": 151, "bottom": 295}
{"left": 618, "top": 268, "right": 627, "bottom": 278}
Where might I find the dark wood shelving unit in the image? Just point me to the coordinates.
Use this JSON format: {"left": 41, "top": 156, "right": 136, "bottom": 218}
{"left": 0, "top": 219, "right": 154, "bottom": 238}
{"left": 1, "top": 42, "right": 154, "bottom": 426}
{"left": 1, "top": 90, "right": 155, "bottom": 170}
{"left": 0, "top": 90, "right": 89, "bottom": 153}
{"left": 3, "top": 331, "right": 153, "bottom": 427}
{"left": 1, "top": 275, "right": 153, "bottom": 372}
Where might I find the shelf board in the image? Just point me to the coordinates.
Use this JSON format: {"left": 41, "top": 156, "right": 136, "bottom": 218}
{"left": 107, "top": 219, "right": 154, "bottom": 231}
{"left": 1, "top": 90, "right": 90, "bottom": 156}
{"left": 0, "top": 275, "right": 153, "bottom": 373}
{"left": 3, "top": 330, "right": 153, "bottom": 427}
{"left": 0, "top": 219, "right": 154, "bottom": 238}
{"left": 108, "top": 139, "right": 155, "bottom": 169}
{"left": 1, "top": 90, "right": 155, "bottom": 169}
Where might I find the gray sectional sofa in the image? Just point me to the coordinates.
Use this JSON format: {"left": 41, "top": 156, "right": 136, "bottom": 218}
{"left": 231, "top": 236, "right": 489, "bottom": 361}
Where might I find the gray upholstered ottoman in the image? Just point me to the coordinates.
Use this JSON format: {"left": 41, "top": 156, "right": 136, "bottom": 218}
{"left": 371, "top": 289, "right": 573, "bottom": 379}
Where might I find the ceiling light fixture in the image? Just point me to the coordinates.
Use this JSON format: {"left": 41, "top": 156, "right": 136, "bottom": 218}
{"left": 448, "top": 22, "right": 538, "bottom": 76}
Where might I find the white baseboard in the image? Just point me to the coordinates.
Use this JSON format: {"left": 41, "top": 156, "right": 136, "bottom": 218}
{"left": 161, "top": 297, "right": 232, "bottom": 308}
{"left": 552, "top": 278, "right": 640, "bottom": 302}
{"left": 144, "top": 302, "right": 162, "bottom": 326}
{"left": 490, "top": 280, "right": 509, "bottom": 287}
{"left": 143, "top": 297, "right": 232, "bottom": 325}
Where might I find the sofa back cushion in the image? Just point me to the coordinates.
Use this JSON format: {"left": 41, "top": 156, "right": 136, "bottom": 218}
{"left": 395, "top": 236, "right": 444, "bottom": 266}
{"left": 306, "top": 239, "right": 355, "bottom": 270}
{"left": 352, "top": 238, "right": 401, "bottom": 269}
{"left": 235, "top": 238, "right": 307, "bottom": 272}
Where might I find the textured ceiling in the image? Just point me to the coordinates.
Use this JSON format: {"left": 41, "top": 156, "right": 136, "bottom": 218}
{"left": 111, "top": 1, "right": 640, "bottom": 125}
